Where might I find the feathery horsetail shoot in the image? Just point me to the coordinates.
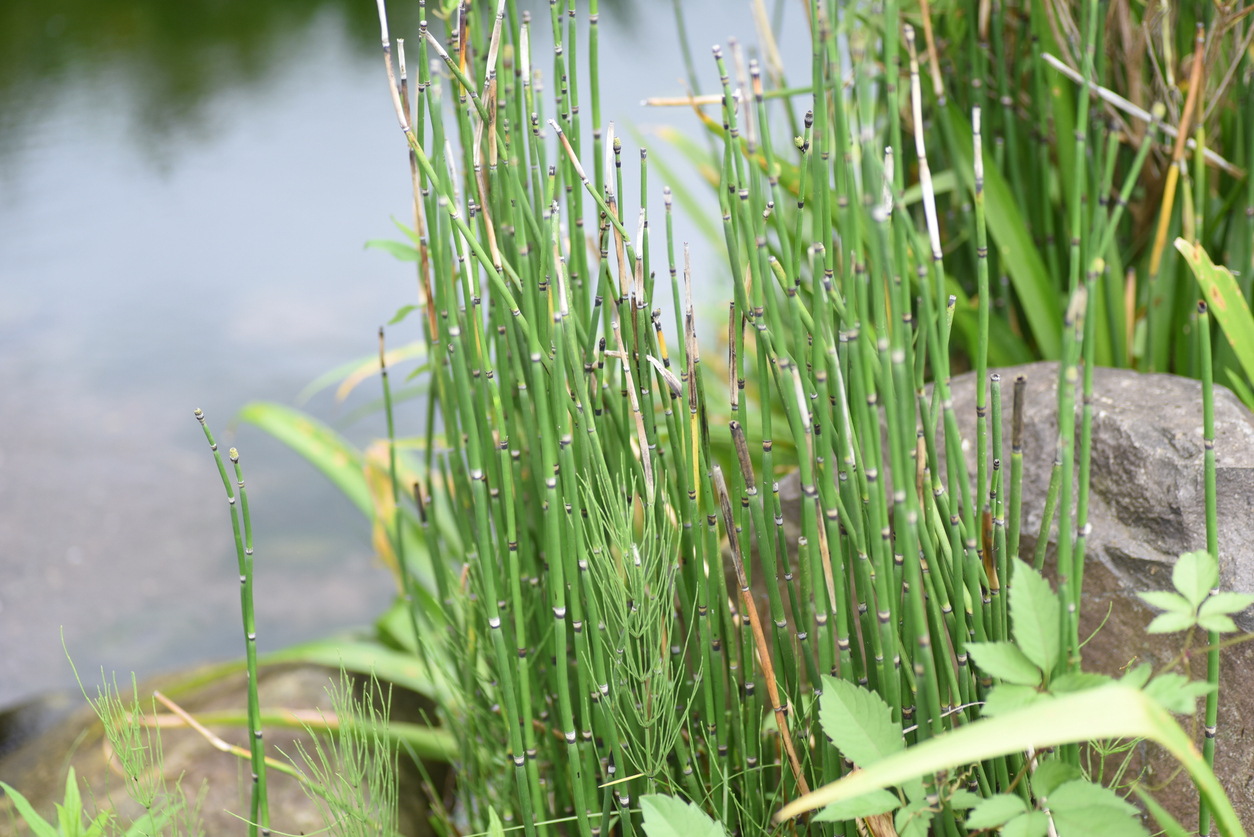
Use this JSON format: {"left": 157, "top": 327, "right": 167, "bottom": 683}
{"left": 359, "top": 0, "right": 1254, "bottom": 834}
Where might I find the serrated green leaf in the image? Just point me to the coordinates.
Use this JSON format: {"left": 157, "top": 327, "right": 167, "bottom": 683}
{"left": 1145, "top": 611, "right": 1198, "bottom": 634}
{"left": 640, "top": 795, "right": 726, "bottom": 837}
{"left": 895, "top": 799, "right": 935, "bottom": 837}
{"left": 819, "top": 675, "right": 904, "bottom": 767}
{"left": 1172, "top": 551, "right": 1219, "bottom": 610}
{"left": 1177, "top": 239, "right": 1254, "bottom": 392}
{"left": 365, "top": 239, "right": 421, "bottom": 262}
{"left": 966, "top": 642, "right": 1043, "bottom": 686}
{"left": 982, "top": 684, "right": 1046, "bottom": 717}
{"left": 1010, "top": 559, "right": 1061, "bottom": 677}
{"left": 1121, "top": 664, "right": 1153, "bottom": 689}
{"left": 947, "top": 789, "right": 983, "bottom": 810}
{"left": 1200, "top": 591, "right": 1254, "bottom": 617}
{"left": 1032, "top": 759, "right": 1083, "bottom": 798}
{"left": 389, "top": 304, "right": 420, "bottom": 325}
{"left": 1048, "top": 780, "right": 1146, "bottom": 837}
{"left": 1003, "top": 811, "right": 1051, "bottom": 837}
{"left": 1198, "top": 613, "right": 1239, "bottom": 632}
{"left": 813, "top": 789, "right": 902, "bottom": 822}
{"left": 773, "top": 685, "right": 1242, "bottom": 835}
{"left": 1145, "top": 674, "right": 1218, "bottom": 715}
{"left": 1049, "top": 672, "right": 1112, "bottom": 693}
{"left": 965, "top": 794, "right": 1028, "bottom": 829}
{"left": 1133, "top": 786, "right": 1191, "bottom": 837}
{"left": 0, "top": 782, "right": 60, "bottom": 837}
{"left": 1137, "top": 591, "right": 1195, "bottom": 614}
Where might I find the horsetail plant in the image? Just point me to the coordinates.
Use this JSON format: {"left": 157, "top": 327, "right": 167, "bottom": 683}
{"left": 325, "top": 0, "right": 1254, "bottom": 834}
{"left": 194, "top": 409, "right": 269, "bottom": 837}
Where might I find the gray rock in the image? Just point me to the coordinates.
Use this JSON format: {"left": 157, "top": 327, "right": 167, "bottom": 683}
{"left": 945, "top": 361, "right": 1254, "bottom": 631}
{"left": 776, "top": 360, "right": 1254, "bottom": 829}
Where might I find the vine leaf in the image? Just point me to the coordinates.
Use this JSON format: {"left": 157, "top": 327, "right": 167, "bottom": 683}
{"left": 813, "top": 790, "right": 901, "bottom": 822}
{"left": 965, "top": 794, "right": 1028, "bottom": 830}
{"left": 965, "top": 641, "right": 1042, "bottom": 686}
{"left": 1009, "top": 559, "right": 1061, "bottom": 678}
{"left": 1047, "top": 780, "right": 1147, "bottom": 837}
{"left": 640, "top": 795, "right": 726, "bottom": 837}
{"left": 819, "top": 675, "right": 904, "bottom": 768}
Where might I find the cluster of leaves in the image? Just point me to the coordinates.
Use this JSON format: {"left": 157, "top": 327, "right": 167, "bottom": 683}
{"left": 1137, "top": 550, "right": 1254, "bottom": 635}
{"left": 635, "top": 551, "right": 1248, "bottom": 836}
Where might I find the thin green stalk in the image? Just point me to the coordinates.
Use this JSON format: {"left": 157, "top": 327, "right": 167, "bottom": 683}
{"left": 194, "top": 410, "right": 269, "bottom": 837}
{"left": 1199, "top": 299, "right": 1219, "bottom": 835}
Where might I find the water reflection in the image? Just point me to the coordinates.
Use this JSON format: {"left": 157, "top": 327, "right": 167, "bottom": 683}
{"left": 0, "top": 0, "right": 638, "bottom": 161}
{"left": 0, "top": 0, "right": 805, "bottom": 708}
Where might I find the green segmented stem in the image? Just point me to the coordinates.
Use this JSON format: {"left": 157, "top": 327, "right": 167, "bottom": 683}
{"left": 194, "top": 410, "right": 269, "bottom": 837}
{"left": 1199, "top": 299, "right": 1219, "bottom": 835}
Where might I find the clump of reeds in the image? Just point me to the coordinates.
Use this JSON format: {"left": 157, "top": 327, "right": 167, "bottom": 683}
{"left": 354, "top": 0, "right": 1253, "bottom": 833}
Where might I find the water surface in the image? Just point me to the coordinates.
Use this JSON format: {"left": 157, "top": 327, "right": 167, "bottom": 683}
{"left": 0, "top": 0, "right": 809, "bottom": 707}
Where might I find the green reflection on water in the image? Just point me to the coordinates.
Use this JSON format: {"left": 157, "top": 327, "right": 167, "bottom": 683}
{"left": 0, "top": 0, "right": 637, "bottom": 156}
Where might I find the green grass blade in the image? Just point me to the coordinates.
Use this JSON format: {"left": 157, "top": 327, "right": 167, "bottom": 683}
{"left": 1177, "top": 240, "right": 1254, "bottom": 391}
{"left": 237, "top": 401, "right": 372, "bottom": 517}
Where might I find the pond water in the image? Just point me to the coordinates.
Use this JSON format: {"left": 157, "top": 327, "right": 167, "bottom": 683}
{"left": 0, "top": 0, "right": 810, "bottom": 708}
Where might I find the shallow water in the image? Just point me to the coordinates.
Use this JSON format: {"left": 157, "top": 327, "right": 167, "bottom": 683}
{"left": 0, "top": 0, "right": 809, "bottom": 707}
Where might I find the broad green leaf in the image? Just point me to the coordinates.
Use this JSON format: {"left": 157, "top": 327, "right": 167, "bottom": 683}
{"left": 1121, "top": 664, "right": 1154, "bottom": 689}
{"left": 981, "top": 684, "right": 1046, "bottom": 717}
{"left": 389, "top": 304, "right": 419, "bottom": 325}
{"left": 947, "top": 789, "right": 983, "bottom": 810}
{"left": 773, "top": 684, "right": 1243, "bottom": 837}
{"left": 1010, "top": 559, "right": 1061, "bottom": 677}
{"left": 0, "top": 781, "right": 62, "bottom": 837}
{"left": 365, "top": 239, "right": 421, "bottom": 262}
{"left": 966, "top": 642, "right": 1042, "bottom": 686}
{"left": 947, "top": 102, "right": 1062, "bottom": 359}
{"left": 262, "top": 638, "right": 435, "bottom": 698}
{"left": 819, "top": 675, "right": 904, "bottom": 767}
{"left": 1146, "top": 611, "right": 1198, "bottom": 634}
{"left": 1133, "top": 786, "right": 1191, "bottom": 837}
{"left": 1031, "top": 759, "right": 1082, "bottom": 798}
{"left": 1003, "top": 812, "right": 1051, "bottom": 837}
{"left": 965, "top": 793, "right": 1028, "bottom": 829}
{"left": 1049, "top": 672, "right": 1111, "bottom": 694}
{"left": 640, "top": 794, "right": 726, "bottom": 837}
{"left": 238, "top": 402, "right": 371, "bottom": 518}
{"left": 1137, "top": 591, "right": 1194, "bottom": 614}
{"left": 1048, "top": 780, "right": 1146, "bottom": 837}
{"left": 894, "top": 799, "right": 934, "bottom": 837}
{"left": 487, "top": 809, "right": 505, "bottom": 837}
{"left": 1172, "top": 551, "right": 1219, "bottom": 610}
{"left": 1200, "top": 592, "right": 1254, "bottom": 617}
{"left": 813, "top": 789, "right": 901, "bottom": 821}
{"left": 1177, "top": 239, "right": 1254, "bottom": 392}
{"left": 1145, "top": 673, "right": 1217, "bottom": 715}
